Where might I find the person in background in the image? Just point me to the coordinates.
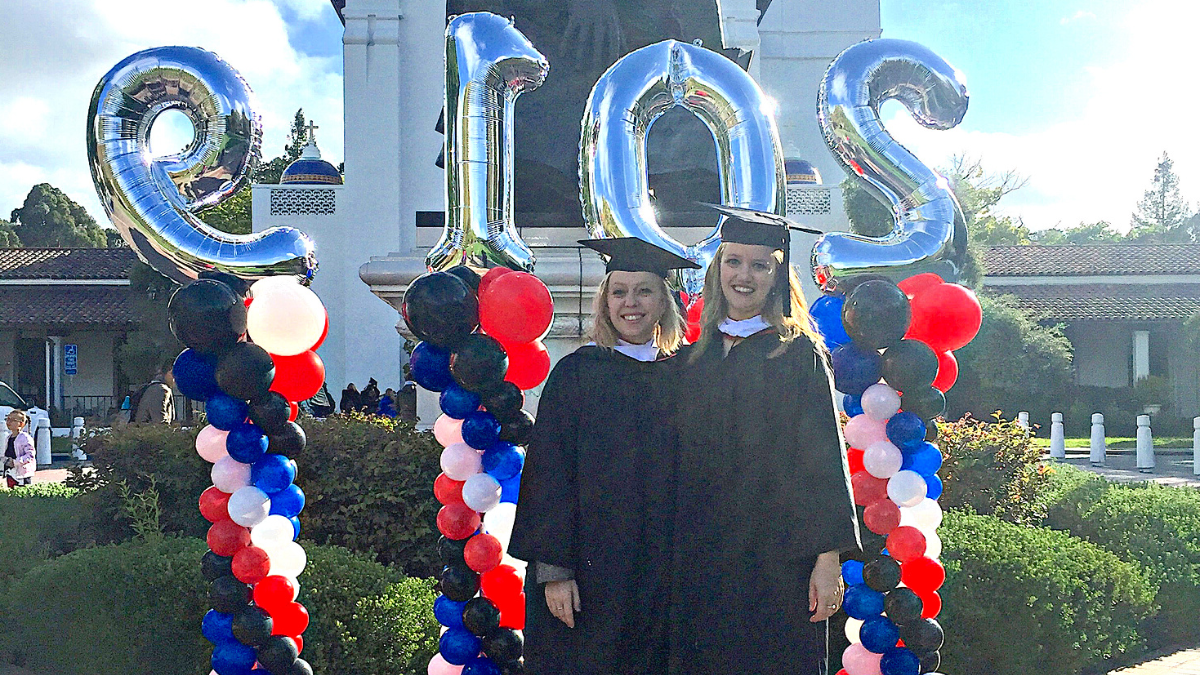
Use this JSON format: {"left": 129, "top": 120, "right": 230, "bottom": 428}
{"left": 308, "top": 383, "right": 336, "bottom": 418}
{"left": 340, "top": 382, "right": 361, "bottom": 414}
{"left": 396, "top": 381, "right": 418, "bottom": 422}
{"left": 133, "top": 364, "right": 175, "bottom": 424}
{"left": 360, "top": 378, "right": 381, "bottom": 415}
{"left": 378, "top": 388, "right": 397, "bottom": 418}
{"left": 3, "top": 409, "right": 36, "bottom": 488}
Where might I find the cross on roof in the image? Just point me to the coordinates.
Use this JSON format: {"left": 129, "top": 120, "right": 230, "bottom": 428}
{"left": 305, "top": 120, "right": 319, "bottom": 143}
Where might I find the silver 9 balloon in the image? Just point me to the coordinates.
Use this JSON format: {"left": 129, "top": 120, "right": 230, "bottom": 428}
{"left": 813, "top": 38, "right": 969, "bottom": 292}
{"left": 579, "top": 40, "right": 786, "bottom": 299}
{"left": 87, "top": 46, "right": 317, "bottom": 284}
{"left": 426, "top": 13, "right": 549, "bottom": 273}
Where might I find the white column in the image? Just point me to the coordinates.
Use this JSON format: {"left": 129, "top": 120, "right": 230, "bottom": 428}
{"left": 35, "top": 417, "right": 51, "bottom": 466}
{"left": 1192, "top": 417, "right": 1199, "bottom": 476}
{"left": 715, "top": 0, "right": 763, "bottom": 78}
{"left": 1050, "top": 412, "right": 1065, "bottom": 459}
{"left": 50, "top": 335, "right": 63, "bottom": 411}
{"left": 1136, "top": 414, "right": 1154, "bottom": 472}
{"left": 1089, "top": 413, "right": 1106, "bottom": 466}
{"left": 43, "top": 338, "right": 51, "bottom": 411}
{"left": 1017, "top": 411, "right": 1029, "bottom": 430}
{"left": 1133, "top": 330, "right": 1150, "bottom": 382}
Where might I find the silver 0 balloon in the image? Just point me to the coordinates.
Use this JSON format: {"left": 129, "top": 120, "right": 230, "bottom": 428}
{"left": 426, "top": 13, "right": 549, "bottom": 273}
{"left": 579, "top": 40, "right": 786, "bottom": 299}
{"left": 813, "top": 38, "right": 970, "bottom": 292}
{"left": 87, "top": 46, "right": 317, "bottom": 284}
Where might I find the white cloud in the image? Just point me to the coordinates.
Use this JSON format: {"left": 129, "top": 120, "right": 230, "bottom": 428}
{"left": 1060, "top": 10, "right": 1097, "bottom": 25}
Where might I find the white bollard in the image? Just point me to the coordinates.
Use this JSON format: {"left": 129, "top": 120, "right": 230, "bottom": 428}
{"left": 35, "top": 417, "right": 51, "bottom": 466}
{"left": 1136, "top": 414, "right": 1155, "bottom": 473}
{"left": 1017, "top": 411, "right": 1030, "bottom": 429}
{"left": 71, "top": 416, "right": 87, "bottom": 460}
{"left": 1089, "top": 413, "right": 1106, "bottom": 466}
{"left": 1050, "top": 412, "right": 1066, "bottom": 459}
{"left": 1193, "top": 417, "right": 1200, "bottom": 476}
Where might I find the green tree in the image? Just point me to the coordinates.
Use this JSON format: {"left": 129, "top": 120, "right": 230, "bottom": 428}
{"left": 198, "top": 187, "right": 252, "bottom": 235}
{"left": 115, "top": 262, "right": 182, "bottom": 389}
{"left": 1129, "top": 152, "right": 1193, "bottom": 242}
{"left": 9, "top": 183, "right": 112, "bottom": 247}
{"left": 0, "top": 219, "right": 21, "bottom": 247}
{"left": 1031, "top": 220, "right": 1123, "bottom": 245}
{"left": 105, "top": 229, "right": 127, "bottom": 248}
{"left": 252, "top": 108, "right": 309, "bottom": 185}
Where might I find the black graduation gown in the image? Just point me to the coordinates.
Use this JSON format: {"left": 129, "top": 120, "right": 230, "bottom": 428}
{"left": 669, "top": 331, "right": 861, "bottom": 675}
{"left": 509, "top": 346, "right": 680, "bottom": 675}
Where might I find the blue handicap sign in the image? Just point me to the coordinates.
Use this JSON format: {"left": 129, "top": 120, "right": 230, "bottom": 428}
{"left": 64, "top": 344, "right": 78, "bottom": 375}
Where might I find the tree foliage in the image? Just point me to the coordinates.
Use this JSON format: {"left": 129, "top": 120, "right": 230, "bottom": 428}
{"left": 251, "top": 108, "right": 310, "bottom": 185}
{"left": 1129, "top": 152, "right": 1193, "bottom": 242}
{"left": 0, "top": 219, "right": 21, "bottom": 247}
{"left": 114, "top": 262, "right": 182, "bottom": 389}
{"left": 1030, "top": 220, "right": 1123, "bottom": 245}
{"left": 197, "top": 186, "right": 252, "bottom": 235}
{"left": 9, "top": 183, "right": 114, "bottom": 247}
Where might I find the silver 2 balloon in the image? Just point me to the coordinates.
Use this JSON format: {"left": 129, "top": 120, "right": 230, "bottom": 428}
{"left": 87, "top": 46, "right": 317, "bottom": 283}
{"left": 425, "top": 13, "right": 549, "bottom": 273}
{"left": 814, "top": 38, "right": 970, "bottom": 292}
{"left": 579, "top": 40, "right": 786, "bottom": 299}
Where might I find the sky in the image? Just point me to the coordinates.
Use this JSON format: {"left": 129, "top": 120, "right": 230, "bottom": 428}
{"left": 0, "top": 0, "right": 1195, "bottom": 233}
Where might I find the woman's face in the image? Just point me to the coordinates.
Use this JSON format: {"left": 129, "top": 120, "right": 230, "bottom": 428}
{"left": 720, "top": 243, "right": 778, "bottom": 320}
{"left": 606, "top": 271, "right": 668, "bottom": 345}
{"left": 6, "top": 415, "right": 24, "bottom": 434}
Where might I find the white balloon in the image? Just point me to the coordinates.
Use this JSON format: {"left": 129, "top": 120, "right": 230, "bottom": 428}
{"left": 228, "top": 486, "right": 271, "bottom": 527}
{"left": 264, "top": 541, "right": 307, "bottom": 578}
{"left": 462, "top": 472, "right": 502, "bottom": 512}
{"left": 251, "top": 515, "right": 296, "bottom": 548}
{"left": 441, "top": 442, "right": 483, "bottom": 481}
{"left": 195, "top": 425, "right": 229, "bottom": 463}
{"left": 921, "top": 528, "right": 943, "bottom": 559}
{"left": 845, "top": 617, "right": 863, "bottom": 643}
{"left": 900, "top": 498, "right": 944, "bottom": 530}
{"left": 247, "top": 281, "right": 326, "bottom": 356}
{"left": 483, "top": 501, "right": 518, "bottom": 552}
{"left": 860, "top": 383, "right": 901, "bottom": 421}
{"left": 863, "top": 440, "right": 903, "bottom": 479}
{"left": 211, "top": 457, "right": 251, "bottom": 493}
{"left": 887, "top": 470, "right": 928, "bottom": 508}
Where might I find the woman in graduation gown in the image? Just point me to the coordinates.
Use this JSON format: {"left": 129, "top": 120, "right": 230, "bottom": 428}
{"left": 509, "top": 237, "right": 700, "bottom": 675}
{"left": 669, "top": 207, "right": 862, "bottom": 675}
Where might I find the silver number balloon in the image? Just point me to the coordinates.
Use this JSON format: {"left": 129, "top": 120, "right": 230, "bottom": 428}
{"left": 87, "top": 46, "right": 317, "bottom": 283}
{"left": 426, "top": 13, "right": 549, "bottom": 273}
{"left": 579, "top": 40, "right": 785, "bottom": 298}
{"left": 813, "top": 38, "right": 970, "bottom": 292}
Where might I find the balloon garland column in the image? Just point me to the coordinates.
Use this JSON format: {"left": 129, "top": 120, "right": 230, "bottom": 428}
{"left": 404, "top": 266, "right": 553, "bottom": 675}
{"left": 810, "top": 274, "right": 981, "bottom": 675}
{"left": 172, "top": 276, "right": 328, "bottom": 675}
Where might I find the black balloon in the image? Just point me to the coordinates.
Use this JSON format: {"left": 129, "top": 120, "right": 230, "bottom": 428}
{"left": 499, "top": 662, "right": 526, "bottom": 675}
{"left": 447, "top": 265, "right": 482, "bottom": 292}
{"left": 402, "top": 272, "right": 479, "bottom": 348}
{"left": 901, "top": 386, "right": 946, "bottom": 421}
{"left": 168, "top": 280, "right": 247, "bottom": 355}
{"left": 482, "top": 381, "right": 524, "bottom": 423}
{"left": 216, "top": 342, "right": 276, "bottom": 401}
{"left": 883, "top": 587, "right": 924, "bottom": 625}
{"left": 210, "top": 576, "right": 252, "bottom": 614}
{"left": 900, "top": 618, "right": 944, "bottom": 655}
{"left": 438, "top": 535, "right": 469, "bottom": 567}
{"left": 841, "top": 280, "right": 911, "bottom": 350}
{"left": 925, "top": 418, "right": 939, "bottom": 442}
{"left": 863, "top": 556, "right": 902, "bottom": 593}
{"left": 463, "top": 597, "right": 502, "bottom": 637}
{"left": 441, "top": 565, "right": 481, "bottom": 602}
{"left": 232, "top": 606, "right": 273, "bottom": 646}
{"left": 249, "top": 392, "right": 292, "bottom": 435}
{"left": 287, "top": 659, "right": 314, "bottom": 675}
{"left": 451, "top": 334, "right": 509, "bottom": 392}
{"left": 268, "top": 422, "right": 306, "bottom": 456}
{"left": 256, "top": 635, "right": 300, "bottom": 674}
{"left": 499, "top": 409, "right": 534, "bottom": 446}
{"left": 919, "top": 650, "right": 941, "bottom": 672}
{"left": 881, "top": 339, "right": 938, "bottom": 392}
{"left": 199, "top": 270, "right": 251, "bottom": 297}
{"left": 483, "top": 627, "right": 524, "bottom": 664}
{"left": 201, "top": 550, "right": 233, "bottom": 581}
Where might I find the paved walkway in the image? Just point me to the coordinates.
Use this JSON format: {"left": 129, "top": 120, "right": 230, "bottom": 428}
{"left": 1111, "top": 647, "right": 1200, "bottom": 674}
{"left": 1055, "top": 448, "right": 1200, "bottom": 488}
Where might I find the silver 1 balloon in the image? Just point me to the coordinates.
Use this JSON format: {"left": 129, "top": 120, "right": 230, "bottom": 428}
{"left": 426, "top": 13, "right": 549, "bottom": 273}
{"left": 87, "top": 46, "right": 317, "bottom": 283}
{"left": 813, "top": 38, "right": 970, "bottom": 292}
{"left": 579, "top": 39, "right": 786, "bottom": 299}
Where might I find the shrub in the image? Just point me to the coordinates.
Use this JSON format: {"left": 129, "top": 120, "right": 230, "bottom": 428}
{"left": 339, "top": 578, "right": 441, "bottom": 675}
{"left": 0, "top": 483, "right": 87, "bottom": 584}
{"left": 938, "top": 511, "right": 1155, "bottom": 675}
{"left": 937, "top": 415, "right": 1052, "bottom": 525}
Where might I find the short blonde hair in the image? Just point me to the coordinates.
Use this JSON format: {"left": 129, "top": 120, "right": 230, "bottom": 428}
{"left": 6, "top": 409, "right": 28, "bottom": 426}
{"left": 589, "top": 272, "right": 686, "bottom": 354}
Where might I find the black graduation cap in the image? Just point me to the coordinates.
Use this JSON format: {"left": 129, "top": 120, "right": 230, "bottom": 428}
{"left": 578, "top": 237, "right": 701, "bottom": 277}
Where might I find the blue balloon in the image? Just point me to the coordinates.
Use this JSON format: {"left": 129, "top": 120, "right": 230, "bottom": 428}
{"left": 810, "top": 294, "right": 851, "bottom": 348}
{"left": 462, "top": 411, "right": 501, "bottom": 450}
{"left": 211, "top": 640, "right": 256, "bottom": 674}
{"left": 439, "top": 627, "right": 482, "bottom": 665}
{"left": 289, "top": 516, "right": 301, "bottom": 540}
{"left": 226, "top": 422, "right": 267, "bottom": 464}
{"left": 843, "top": 394, "right": 864, "bottom": 417}
{"left": 270, "top": 484, "right": 306, "bottom": 518}
{"left": 411, "top": 341, "right": 454, "bottom": 392}
{"left": 880, "top": 647, "right": 921, "bottom": 675}
{"left": 173, "top": 349, "right": 218, "bottom": 401}
{"left": 498, "top": 471, "right": 521, "bottom": 504}
{"left": 462, "top": 655, "right": 502, "bottom": 675}
{"left": 252, "top": 454, "right": 296, "bottom": 494}
{"left": 886, "top": 412, "right": 926, "bottom": 450}
{"left": 860, "top": 615, "right": 900, "bottom": 654}
{"left": 201, "top": 609, "right": 235, "bottom": 644}
{"left": 841, "top": 560, "right": 865, "bottom": 586}
{"left": 843, "top": 583, "right": 885, "bottom": 620}
{"left": 830, "top": 343, "right": 882, "bottom": 396}
{"left": 434, "top": 595, "right": 467, "bottom": 628}
{"left": 440, "top": 385, "right": 481, "bottom": 420}
{"left": 925, "top": 473, "right": 944, "bottom": 500}
{"left": 902, "top": 442, "right": 943, "bottom": 477}
{"left": 482, "top": 443, "right": 525, "bottom": 482}
{"left": 206, "top": 394, "right": 249, "bottom": 431}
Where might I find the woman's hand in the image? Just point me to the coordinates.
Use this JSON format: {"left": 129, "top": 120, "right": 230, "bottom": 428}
{"left": 809, "top": 550, "right": 844, "bottom": 622}
{"left": 545, "top": 579, "right": 582, "bottom": 628}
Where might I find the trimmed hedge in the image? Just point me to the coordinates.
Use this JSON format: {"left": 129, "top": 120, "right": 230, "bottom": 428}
{"left": 0, "top": 483, "right": 86, "bottom": 584}
{"left": 937, "top": 415, "right": 1052, "bottom": 525}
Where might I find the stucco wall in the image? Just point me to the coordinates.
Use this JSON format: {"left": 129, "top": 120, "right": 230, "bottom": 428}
{"left": 1067, "top": 322, "right": 1129, "bottom": 388}
{"left": 61, "top": 332, "right": 118, "bottom": 397}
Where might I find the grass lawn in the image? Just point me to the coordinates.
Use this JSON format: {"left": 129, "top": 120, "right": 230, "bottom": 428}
{"left": 1031, "top": 436, "right": 1193, "bottom": 450}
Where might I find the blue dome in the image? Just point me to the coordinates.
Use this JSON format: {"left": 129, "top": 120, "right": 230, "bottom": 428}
{"left": 785, "top": 158, "right": 821, "bottom": 185}
{"left": 281, "top": 133, "right": 342, "bottom": 185}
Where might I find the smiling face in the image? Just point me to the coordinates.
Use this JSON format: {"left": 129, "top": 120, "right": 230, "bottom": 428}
{"left": 719, "top": 242, "right": 779, "bottom": 320}
{"left": 605, "top": 271, "right": 669, "bottom": 344}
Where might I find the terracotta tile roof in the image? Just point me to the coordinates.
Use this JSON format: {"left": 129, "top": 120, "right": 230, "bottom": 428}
{"left": 988, "top": 284, "right": 1200, "bottom": 321}
{"left": 0, "top": 286, "right": 136, "bottom": 326}
{"left": 984, "top": 245, "right": 1200, "bottom": 277}
{"left": 0, "top": 248, "right": 136, "bottom": 280}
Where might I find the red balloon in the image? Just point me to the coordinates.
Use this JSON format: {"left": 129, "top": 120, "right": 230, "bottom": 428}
{"left": 292, "top": 635, "right": 304, "bottom": 654}
{"left": 434, "top": 473, "right": 466, "bottom": 506}
{"left": 685, "top": 297, "right": 705, "bottom": 344}
{"left": 907, "top": 283, "right": 982, "bottom": 352}
{"left": 897, "top": 273, "right": 943, "bottom": 299}
{"left": 478, "top": 267, "right": 513, "bottom": 299}
{"left": 464, "top": 533, "right": 504, "bottom": 573}
{"left": 271, "top": 601, "right": 310, "bottom": 636}
{"left": 480, "top": 272, "right": 553, "bottom": 344}
{"left": 504, "top": 340, "right": 550, "bottom": 391}
{"left": 270, "top": 350, "right": 325, "bottom": 403}
{"left": 232, "top": 545, "right": 272, "bottom": 584}
{"left": 932, "top": 350, "right": 958, "bottom": 393}
{"left": 254, "top": 575, "right": 298, "bottom": 611}
{"left": 851, "top": 470, "right": 888, "bottom": 507}
{"left": 886, "top": 526, "right": 927, "bottom": 562}
{"left": 847, "top": 447, "right": 865, "bottom": 474}
{"left": 480, "top": 564, "right": 523, "bottom": 602}
{"left": 310, "top": 314, "right": 329, "bottom": 352}
{"left": 497, "top": 590, "right": 526, "bottom": 630}
{"left": 437, "top": 503, "right": 482, "bottom": 540}
{"left": 920, "top": 590, "right": 942, "bottom": 619}
{"left": 862, "top": 498, "right": 901, "bottom": 536}
{"left": 901, "top": 556, "right": 946, "bottom": 595}
{"left": 207, "top": 519, "right": 251, "bottom": 556}
{"left": 288, "top": 401, "right": 299, "bottom": 422}
{"left": 199, "top": 486, "right": 232, "bottom": 523}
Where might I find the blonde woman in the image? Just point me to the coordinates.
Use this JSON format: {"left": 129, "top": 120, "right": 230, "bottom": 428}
{"left": 669, "top": 208, "right": 861, "bottom": 675}
{"left": 510, "top": 237, "right": 697, "bottom": 675}
{"left": 3, "top": 410, "right": 36, "bottom": 488}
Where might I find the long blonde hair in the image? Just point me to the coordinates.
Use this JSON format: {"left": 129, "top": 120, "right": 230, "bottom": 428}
{"left": 589, "top": 272, "right": 687, "bottom": 354}
{"left": 690, "top": 242, "right": 824, "bottom": 361}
